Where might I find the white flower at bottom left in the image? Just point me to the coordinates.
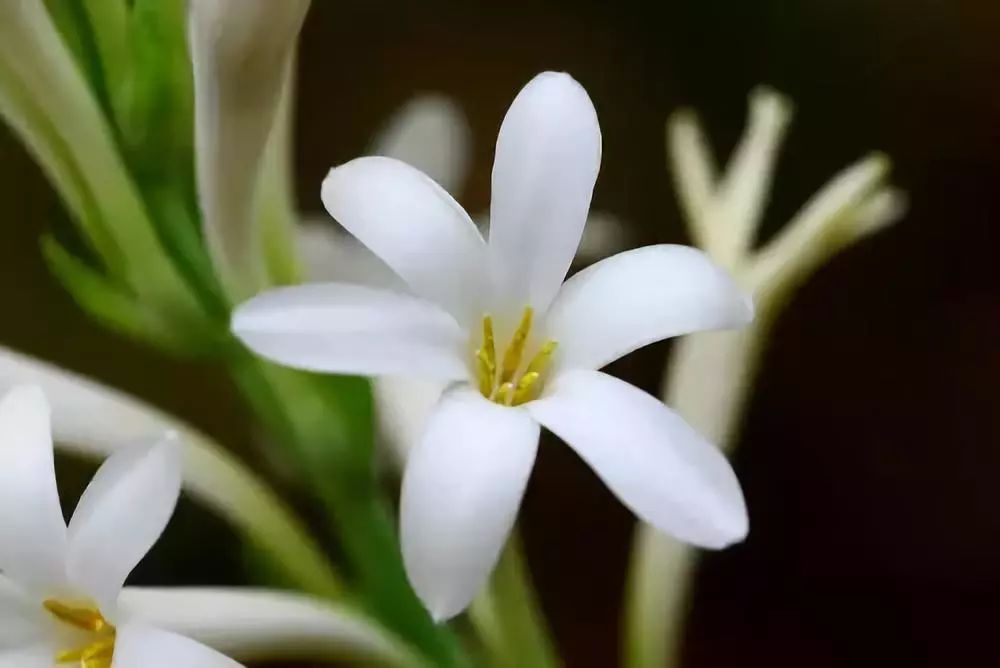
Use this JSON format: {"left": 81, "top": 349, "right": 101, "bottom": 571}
{"left": 0, "top": 385, "right": 242, "bottom": 668}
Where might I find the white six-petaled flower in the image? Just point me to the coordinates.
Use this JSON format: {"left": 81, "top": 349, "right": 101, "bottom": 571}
{"left": 0, "top": 386, "right": 241, "bottom": 668}
{"left": 233, "top": 71, "right": 754, "bottom": 620}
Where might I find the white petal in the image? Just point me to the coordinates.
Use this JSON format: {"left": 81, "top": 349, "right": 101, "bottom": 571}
{"left": 0, "top": 576, "right": 44, "bottom": 648}
{"left": 0, "top": 386, "right": 67, "bottom": 591}
{"left": 374, "top": 376, "right": 446, "bottom": 465}
{"left": 545, "top": 245, "right": 753, "bottom": 371}
{"left": 401, "top": 386, "right": 539, "bottom": 620}
{"left": 489, "top": 72, "right": 602, "bottom": 312}
{"left": 372, "top": 95, "right": 471, "bottom": 195}
{"left": 66, "top": 436, "right": 182, "bottom": 610}
{"left": 296, "top": 220, "right": 406, "bottom": 290}
{"left": 232, "top": 283, "right": 469, "bottom": 379}
{"left": 119, "top": 587, "right": 422, "bottom": 666}
{"left": 321, "top": 156, "right": 487, "bottom": 324}
{"left": 0, "top": 644, "right": 53, "bottom": 667}
{"left": 528, "top": 370, "right": 747, "bottom": 548}
{"left": 113, "top": 624, "right": 241, "bottom": 668}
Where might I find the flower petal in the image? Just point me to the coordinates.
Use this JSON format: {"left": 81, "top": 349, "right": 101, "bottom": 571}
{"left": 0, "top": 386, "right": 67, "bottom": 591}
{"left": 372, "top": 95, "right": 471, "bottom": 196}
{"left": 321, "top": 156, "right": 487, "bottom": 324}
{"left": 0, "top": 644, "right": 53, "bottom": 667}
{"left": 232, "top": 283, "right": 469, "bottom": 379}
{"left": 296, "top": 220, "right": 407, "bottom": 290}
{"left": 66, "top": 436, "right": 182, "bottom": 610}
{"left": 0, "top": 576, "right": 44, "bottom": 648}
{"left": 401, "top": 386, "right": 539, "bottom": 620}
{"left": 527, "top": 370, "right": 747, "bottom": 548}
{"left": 545, "top": 245, "right": 753, "bottom": 371}
{"left": 374, "top": 376, "right": 446, "bottom": 465}
{"left": 489, "top": 72, "right": 601, "bottom": 312}
{"left": 113, "top": 624, "right": 241, "bottom": 668}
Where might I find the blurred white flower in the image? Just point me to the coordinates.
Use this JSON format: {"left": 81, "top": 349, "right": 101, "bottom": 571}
{"left": 189, "top": 0, "right": 311, "bottom": 297}
{"left": 0, "top": 386, "right": 241, "bottom": 667}
{"left": 234, "top": 72, "right": 753, "bottom": 620}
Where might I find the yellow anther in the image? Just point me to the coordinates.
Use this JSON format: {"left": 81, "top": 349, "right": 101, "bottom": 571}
{"left": 512, "top": 371, "right": 540, "bottom": 405}
{"left": 500, "top": 307, "right": 533, "bottom": 383}
{"left": 45, "top": 599, "right": 116, "bottom": 667}
{"left": 526, "top": 340, "right": 558, "bottom": 377}
{"left": 44, "top": 600, "right": 108, "bottom": 633}
{"left": 495, "top": 381, "right": 515, "bottom": 406}
{"left": 475, "top": 315, "right": 497, "bottom": 396}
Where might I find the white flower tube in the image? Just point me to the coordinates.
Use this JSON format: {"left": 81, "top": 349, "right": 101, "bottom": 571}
{"left": 189, "top": 0, "right": 311, "bottom": 298}
{"left": 119, "top": 588, "right": 425, "bottom": 667}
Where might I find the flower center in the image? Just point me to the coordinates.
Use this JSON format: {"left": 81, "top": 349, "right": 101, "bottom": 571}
{"left": 44, "top": 599, "right": 116, "bottom": 668}
{"left": 474, "top": 307, "right": 557, "bottom": 406}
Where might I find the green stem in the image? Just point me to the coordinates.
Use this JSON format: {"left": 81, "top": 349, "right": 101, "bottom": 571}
{"left": 470, "top": 534, "right": 560, "bottom": 668}
{"left": 230, "top": 353, "right": 467, "bottom": 667}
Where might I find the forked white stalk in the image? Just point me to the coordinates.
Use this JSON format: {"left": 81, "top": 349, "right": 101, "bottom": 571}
{"left": 625, "top": 89, "right": 906, "bottom": 668}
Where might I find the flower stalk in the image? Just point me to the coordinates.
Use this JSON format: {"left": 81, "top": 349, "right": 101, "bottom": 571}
{"left": 624, "top": 88, "right": 906, "bottom": 668}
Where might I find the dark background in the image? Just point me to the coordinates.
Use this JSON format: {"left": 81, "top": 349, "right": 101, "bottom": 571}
{"left": 2, "top": 1, "right": 1000, "bottom": 665}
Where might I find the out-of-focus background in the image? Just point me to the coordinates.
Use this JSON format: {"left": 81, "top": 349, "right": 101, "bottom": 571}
{"left": 3, "top": 1, "right": 1000, "bottom": 665}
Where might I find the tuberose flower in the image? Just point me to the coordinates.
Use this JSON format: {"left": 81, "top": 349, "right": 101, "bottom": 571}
{"left": 233, "top": 72, "right": 753, "bottom": 620}
{"left": 0, "top": 386, "right": 241, "bottom": 667}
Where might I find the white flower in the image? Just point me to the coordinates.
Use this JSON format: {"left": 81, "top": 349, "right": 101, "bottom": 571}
{"left": 233, "top": 71, "right": 753, "bottom": 620}
{"left": 0, "top": 386, "right": 241, "bottom": 667}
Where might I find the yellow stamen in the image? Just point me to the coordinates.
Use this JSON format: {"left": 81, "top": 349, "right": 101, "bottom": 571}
{"left": 45, "top": 599, "right": 116, "bottom": 667}
{"left": 495, "top": 381, "right": 515, "bottom": 406}
{"left": 500, "top": 307, "right": 533, "bottom": 383}
{"left": 474, "top": 307, "right": 557, "bottom": 406}
{"left": 475, "top": 315, "right": 497, "bottom": 396}
{"left": 43, "top": 600, "right": 109, "bottom": 633}
{"left": 512, "top": 371, "right": 540, "bottom": 405}
{"left": 525, "top": 340, "right": 558, "bottom": 377}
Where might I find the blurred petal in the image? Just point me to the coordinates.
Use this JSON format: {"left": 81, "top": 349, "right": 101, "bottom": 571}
{"left": 711, "top": 87, "right": 792, "bottom": 260}
{"left": 296, "top": 220, "right": 406, "bottom": 290}
{"left": 489, "top": 72, "right": 601, "bottom": 312}
{"left": 322, "top": 156, "right": 487, "bottom": 324}
{"left": 0, "top": 576, "right": 44, "bottom": 648}
{"left": 113, "top": 624, "right": 241, "bottom": 668}
{"left": 0, "top": 644, "right": 53, "bottom": 667}
{"left": 667, "top": 109, "right": 717, "bottom": 248}
{"left": 372, "top": 95, "right": 471, "bottom": 195}
{"left": 120, "top": 587, "right": 423, "bottom": 666}
{"left": 750, "top": 153, "right": 891, "bottom": 292}
{"left": 0, "top": 386, "right": 67, "bottom": 591}
{"left": 401, "top": 387, "right": 538, "bottom": 620}
{"left": 576, "top": 210, "right": 630, "bottom": 263}
{"left": 233, "top": 283, "right": 469, "bottom": 379}
{"left": 546, "top": 245, "right": 753, "bottom": 371}
{"left": 374, "top": 376, "right": 446, "bottom": 465}
{"left": 66, "top": 436, "right": 182, "bottom": 610}
{"left": 189, "top": 0, "right": 311, "bottom": 296}
{"left": 528, "top": 370, "right": 747, "bottom": 548}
